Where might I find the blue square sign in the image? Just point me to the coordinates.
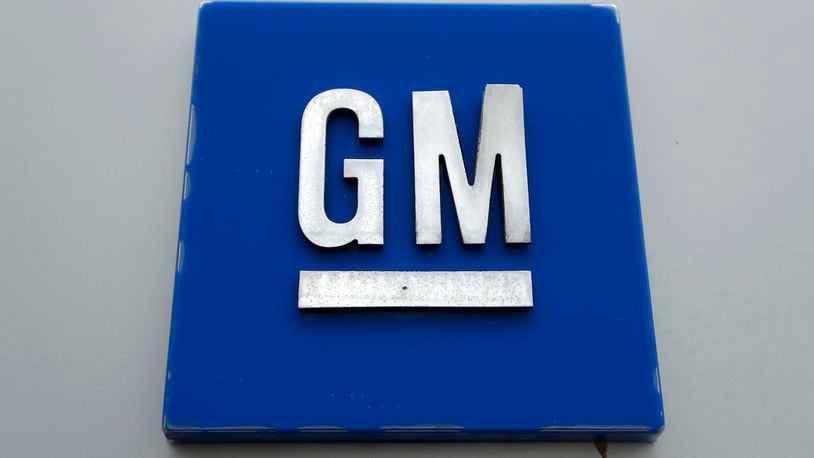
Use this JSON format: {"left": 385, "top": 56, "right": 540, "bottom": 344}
{"left": 163, "top": 2, "right": 664, "bottom": 442}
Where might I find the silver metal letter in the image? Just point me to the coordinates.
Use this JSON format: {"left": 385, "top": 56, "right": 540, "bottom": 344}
{"left": 298, "top": 89, "right": 384, "bottom": 247}
{"left": 413, "top": 84, "right": 531, "bottom": 244}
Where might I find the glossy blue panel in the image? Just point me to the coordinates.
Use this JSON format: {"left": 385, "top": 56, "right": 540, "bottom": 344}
{"left": 164, "top": 2, "right": 663, "bottom": 442}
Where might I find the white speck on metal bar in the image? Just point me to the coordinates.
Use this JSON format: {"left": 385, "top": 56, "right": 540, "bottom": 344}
{"left": 298, "top": 271, "right": 533, "bottom": 309}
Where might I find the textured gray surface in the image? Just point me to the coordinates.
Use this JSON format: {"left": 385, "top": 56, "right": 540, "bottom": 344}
{"left": 1, "top": 1, "right": 812, "bottom": 456}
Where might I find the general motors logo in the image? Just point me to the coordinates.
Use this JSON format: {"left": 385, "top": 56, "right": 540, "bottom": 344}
{"left": 164, "top": 2, "right": 664, "bottom": 443}
{"left": 297, "top": 85, "right": 533, "bottom": 309}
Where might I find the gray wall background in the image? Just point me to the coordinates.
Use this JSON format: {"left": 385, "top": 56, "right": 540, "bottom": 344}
{"left": 1, "top": 1, "right": 812, "bottom": 456}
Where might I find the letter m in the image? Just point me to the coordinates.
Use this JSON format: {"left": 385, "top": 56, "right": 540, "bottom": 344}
{"left": 412, "top": 84, "right": 531, "bottom": 245}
